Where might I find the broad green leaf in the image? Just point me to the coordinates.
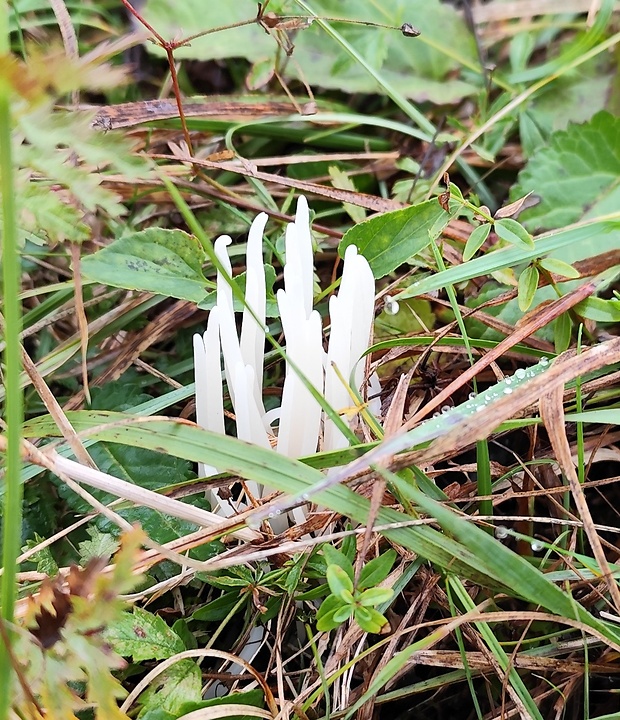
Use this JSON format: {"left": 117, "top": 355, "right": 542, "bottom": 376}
{"left": 141, "top": 0, "right": 479, "bottom": 103}
{"left": 358, "top": 549, "right": 396, "bottom": 590}
{"left": 317, "top": 594, "right": 347, "bottom": 631}
{"left": 517, "top": 264, "right": 539, "bottom": 312}
{"left": 81, "top": 228, "right": 210, "bottom": 303}
{"left": 339, "top": 199, "right": 450, "bottom": 278}
{"left": 494, "top": 218, "right": 534, "bottom": 249}
{"left": 463, "top": 223, "right": 491, "bottom": 261}
{"left": 512, "top": 112, "right": 620, "bottom": 251}
{"left": 104, "top": 607, "right": 184, "bottom": 661}
{"left": 326, "top": 564, "right": 354, "bottom": 599}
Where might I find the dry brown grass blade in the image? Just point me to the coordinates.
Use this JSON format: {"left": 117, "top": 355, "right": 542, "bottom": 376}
{"left": 406, "top": 337, "right": 620, "bottom": 467}
{"left": 403, "top": 279, "right": 599, "bottom": 431}
{"left": 539, "top": 360, "right": 620, "bottom": 612}
{"left": 154, "top": 155, "right": 404, "bottom": 213}
{"left": 18, "top": 343, "right": 96, "bottom": 470}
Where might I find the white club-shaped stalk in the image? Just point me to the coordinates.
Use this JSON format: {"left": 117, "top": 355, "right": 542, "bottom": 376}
{"left": 194, "top": 198, "right": 377, "bottom": 519}
{"left": 323, "top": 244, "right": 375, "bottom": 451}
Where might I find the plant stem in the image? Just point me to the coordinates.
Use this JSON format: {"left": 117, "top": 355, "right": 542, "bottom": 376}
{"left": 0, "top": 4, "right": 24, "bottom": 718}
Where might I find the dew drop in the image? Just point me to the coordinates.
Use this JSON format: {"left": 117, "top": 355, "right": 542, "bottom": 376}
{"left": 275, "top": 508, "right": 282, "bottom": 516}
{"left": 503, "top": 387, "right": 513, "bottom": 394}
{"left": 433, "top": 411, "right": 441, "bottom": 418}
{"left": 531, "top": 540, "right": 544, "bottom": 552}
{"left": 476, "top": 405, "right": 485, "bottom": 412}
{"left": 301, "top": 493, "right": 310, "bottom": 501}
{"left": 505, "top": 377, "right": 512, "bottom": 385}
{"left": 495, "top": 525, "right": 509, "bottom": 539}
{"left": 540, "top": 357, "right": 549, "bottom": 366}
{"left": 515, "top": 368, "right": 526, "bottom": 380}
{"left": 383, "top": 296, "right": 400, "bottom": 315}
{"left": 441, "top": 405, "right": 451, "bottom": 414}
{"left": 468, "top": 392, "right": 477, "bottom": 400}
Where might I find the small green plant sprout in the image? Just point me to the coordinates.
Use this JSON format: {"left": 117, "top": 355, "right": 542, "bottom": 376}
{"left": 316, "top": 545, "right": 396, "bottom": 634}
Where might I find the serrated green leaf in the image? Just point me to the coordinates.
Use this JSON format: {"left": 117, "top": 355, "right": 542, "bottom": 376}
{"left": 517, "top": 264, "right": 539, "bottom": 312}
{"left": 137, "top": 659, "right": 201, "bottom": 717}
{"left": 339, "top": 199, "right": 450, "bottom": 278}
{"left": 358, "top": 587, "right": 394, "bottom": 607}
{"left": 141, "top": 0, "right": 478, "bottom": 103}
{"left": 78, "top": 526, "right": 120, "bottom": 564}
{"left": 463, "top": 223, "right": 491, "bottom": 261}
{"left": 104, "top": 607, "right": 184, "bottom": 661}
{"left": 358, "top": 549, "right": 396, "bottom": 590}
{"left": 538, "top": 257, "right": 580, "bottom": 279}
{"left": 326, "top": 564, "right": 354, "bottom": 599}
{"left": 81, "top": 228, "right": 209, "bottom": 302}
{"left": 513, "top": 111, "right": 620, "bottom": 242}
{"left": 494, "top": 218, "right": 534, "bottom": 249}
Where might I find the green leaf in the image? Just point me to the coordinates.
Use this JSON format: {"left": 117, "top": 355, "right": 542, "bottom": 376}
{"left": 192, "top": 592, "right": 245, "bottom": 622}
{"left": 358, "top": 549, "right": 396, "bottom": 590}
{"left": 321, "top": 544, "right": 354, "bottom": 580}
{"left": 554, "top": 311, "right": 572, "bottom": 354}
{"left": 326, "top": 564, "right": 354, "bottom": 599}
{"left": 316, "top": 594, "right": 348, "bottom": 631}
{"left": 339, "top": 199, "right": 450, "bottom": 278}
{"left": 538, "top": 257, "right": 580, "bottom": 279}
{"left": 463, "top": 223, "right": 491, "bottom": 261}
{"left": 494, "top": 218, "right": 534, "bottom": 249}
{"left": 332, "top": 604, "right": 354, "bottom": 623}
{"left": 78, "top": 526, "right": 120, "bottom": 564}
{"left": 397, "top": 220, "right": 614, "bottom": 299}
{"left": 141, "top": 0, "right": 479, "bottom": 103}
{"left": 574, "top": 296, "right": 620, "bottom": 322}
{"left": 137, "top": 660, "right": 202, "bottom": 717}
{"left": 104, "top": 607, "right": 184, "bottom": 662}
{"left": 354, "top": 606, "right": 388, "bottom": 634}
{"left": 517, "top": 264, "right": 539, "bottom": 312}
{"left": 358, "top": 587, "right": 394, "bottom": 607}
{"left": 513, "top": 111, "right": 620, "bottom": 242}
{"left": 81, "top": 228, "right": 210, "bottom": 303}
